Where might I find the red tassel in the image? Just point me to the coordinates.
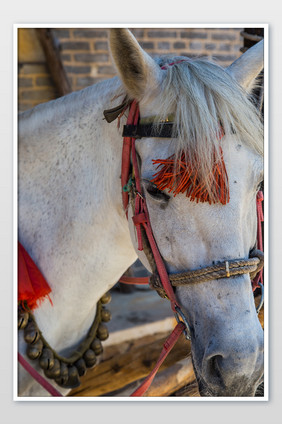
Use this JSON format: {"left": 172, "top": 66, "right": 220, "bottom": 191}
{"left": 151, "top": 147, "right": 230, "bottom": 205}
{"left": 18, "top": 242, "right": 52, "bottom": 310}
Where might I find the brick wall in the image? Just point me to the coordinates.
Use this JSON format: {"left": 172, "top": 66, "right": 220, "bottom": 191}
{"left": 18, "top": 27, "right": 243, "bottom": 111}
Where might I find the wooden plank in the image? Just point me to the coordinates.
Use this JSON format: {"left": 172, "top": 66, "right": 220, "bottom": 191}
{"left": 69, "top": 331, "right": 191, "bottom": 397}
{"left": 142, "top": 357, "right": 195, "bottom": 397}
{"left": 103, "top": 357, "right": 195, "bottom": 397}
{"left": 36, "top": 29, "right": 72, "bottom": 96}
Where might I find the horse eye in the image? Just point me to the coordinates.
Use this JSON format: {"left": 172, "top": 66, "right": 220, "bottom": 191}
{"left": 144, "top": 181, "right": 170, "bottom": 202}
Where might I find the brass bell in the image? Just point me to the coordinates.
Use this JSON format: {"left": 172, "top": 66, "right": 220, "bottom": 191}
{"left": 90, "top": 338, "right": 103, "bottom": 356}
{"left": 26, "top": 339, "right": 43, "bottom": 360}
{"left": 97, "top": 323, "right": 109, "bottom": 341}
{"left": 75, "top": 358, "right": 87, "bottom": 377}
{"left": 24, "top": 321, "right": 40, "bottom": 345}
{"left": 55, "top": 363, "right": 69, "bottom": 387}
{"left": 39, "top": 348, "right": 55, "bottom": 370}
{"left": 83, "top": 349, "right": 97, "bottom": 368}
{"left": 44, "top": 358, "right": 61, "bottom": 379}
{"left": 101, "top": 308, "right": 111, "bottom": 322}
{"left": 63, "top": 365, "right": 80, "bottom": 389}
{"left": 100, "top": 292, "right": 111, "bottom": 305}
{"left": 18, "top": 310, "right": 29, "bottom": 329}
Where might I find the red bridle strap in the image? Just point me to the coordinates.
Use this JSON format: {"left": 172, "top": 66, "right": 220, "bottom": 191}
{"left": 130, "top": 321, "right": 185, "bottom": 396}
{"left": 252, "top": 190, "right": 264, "bottom": 290}
{"left": 120, "top": 100, "right": 187, "bottom": 397}
{"left": 123, "top": 102, "right": 180, "bottom": 312}
{"left": 121, "top": 99, "right": 139, "bottom": 214}
{"left": 18, "top": 353, "right": 63, "bottom": 397}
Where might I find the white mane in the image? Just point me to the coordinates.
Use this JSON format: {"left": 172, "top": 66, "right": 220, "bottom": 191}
{"left": 149, "top": 56, "right": 263, "bottom": 193}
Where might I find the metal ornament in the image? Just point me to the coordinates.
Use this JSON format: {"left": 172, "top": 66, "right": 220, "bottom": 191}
{"left": 18, "top": 292, "right": 111, "bottom": 389}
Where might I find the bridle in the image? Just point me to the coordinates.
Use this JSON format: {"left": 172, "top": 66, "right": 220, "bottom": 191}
{"left": 117, "top": 98, "right": 264, "bottom": 291}
{"left": 111, "top": 93, "right": 264, "bottom": 395}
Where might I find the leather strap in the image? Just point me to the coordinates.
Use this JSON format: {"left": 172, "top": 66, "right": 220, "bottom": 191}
{"left": 252, "top": 190, "right": 264, "bottom": 289}
{"left": 121, "top": 100, "right": 139, "bottom": 213}
{"left": 119, "top": 275, "right": 150, "bottom": 285}
{"left": 130, "top": 135, "right": 180, "bottom": 311}
{"left": 132, "top": 212, "right": 148, "bottom": 226}
{"left": 130, "top": 322, "right": 185, "bottom": 396}
{"left": 119, "top": 100, "right": 188, "bottom": 397}
{"left": 18, "top": 353, "right": 62, "bottom": 397}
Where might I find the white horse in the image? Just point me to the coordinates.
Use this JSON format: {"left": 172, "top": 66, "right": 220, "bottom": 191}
{"left": 18, "top": 28, "right": 264, "bottom": 397}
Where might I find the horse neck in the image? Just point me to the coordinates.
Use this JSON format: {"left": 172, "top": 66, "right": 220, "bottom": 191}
{"left": 18, "top": 78, "right": 137, "bottom": 353}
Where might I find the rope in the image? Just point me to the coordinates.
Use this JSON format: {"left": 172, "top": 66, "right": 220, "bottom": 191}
{"left": 150, "top": 252, "right": 264, "bottom": 297}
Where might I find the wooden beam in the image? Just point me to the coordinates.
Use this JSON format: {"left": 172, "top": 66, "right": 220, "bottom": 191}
{"left": 36, "top": 28, "right": 72, "bottom": 97}
{"left": 102, "top": 357, "right": 195, "bottom": 397}
{"left": 69, "top": 331, "right": 191, "bottom": 397}
{"left": 145, "top": 357, "right": 195, "bottom": 397}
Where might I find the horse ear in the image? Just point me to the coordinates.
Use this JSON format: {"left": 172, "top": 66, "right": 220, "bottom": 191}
{"left": 226, "top": 40, "right": 264, "bottom": 92}
{"left": 109, "top": 28, "right": 163, "bottom": 100}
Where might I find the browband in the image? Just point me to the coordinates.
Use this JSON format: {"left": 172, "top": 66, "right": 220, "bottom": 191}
{"left": 122, "top": 122, "right": 175, "bottom": 139}
{"left": 103, "top": 99, "right": 175, "bottom": 139}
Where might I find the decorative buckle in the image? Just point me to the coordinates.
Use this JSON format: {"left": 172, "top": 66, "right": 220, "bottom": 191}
{"left": 225, "top": 261, "right": 230, "bottom": 278}
{"left": 122, "top": 176, "right": 133, "bottom": 192}
{"left": 174, "top": 305, "right": 191, "bottom": 340}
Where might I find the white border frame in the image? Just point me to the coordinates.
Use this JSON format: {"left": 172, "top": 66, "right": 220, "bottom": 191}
{"left": 13, "top": 23, "right": 269, "bottom": 402}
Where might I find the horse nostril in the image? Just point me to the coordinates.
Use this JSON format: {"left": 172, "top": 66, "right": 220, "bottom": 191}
{"left": 208, "top": 355, "right": 225, "bottom": 384}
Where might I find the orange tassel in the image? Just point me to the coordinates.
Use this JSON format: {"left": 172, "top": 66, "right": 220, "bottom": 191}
{"left": 151, "top": 147, "right": 229, "bottom": 205}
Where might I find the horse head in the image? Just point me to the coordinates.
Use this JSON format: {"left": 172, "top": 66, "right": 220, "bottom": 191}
{"left": 109, "top": 29, "right": 264, "bottom": 397}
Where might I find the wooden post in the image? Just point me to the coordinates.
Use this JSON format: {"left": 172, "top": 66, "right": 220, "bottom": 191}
{"left": 36, "top": 28, "right": 72, "bottom": 97}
